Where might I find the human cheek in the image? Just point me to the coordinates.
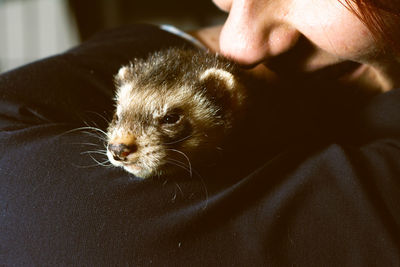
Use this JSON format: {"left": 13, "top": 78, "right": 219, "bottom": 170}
{"left": 318, "top": 26, "right": 375, "bottom": 62}
{"left": 290, "top": 0, "right": 376, "bottom": 61}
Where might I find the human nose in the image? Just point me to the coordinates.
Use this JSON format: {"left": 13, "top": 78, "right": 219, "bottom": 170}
{"left": 219, "top": 0, "right": 300, "bottom": 67}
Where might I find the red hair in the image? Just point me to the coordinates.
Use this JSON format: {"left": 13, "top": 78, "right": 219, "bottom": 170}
{"left": 341, "top": 0, "right": 400, "bottom": 54}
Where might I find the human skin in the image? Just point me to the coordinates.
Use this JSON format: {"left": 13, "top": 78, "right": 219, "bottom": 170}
{"left": 191, "top": 0, "right": 400, "bottom": 92}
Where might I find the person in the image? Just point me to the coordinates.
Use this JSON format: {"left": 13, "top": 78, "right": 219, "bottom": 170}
{"left": 193, "top": 0, "right": 400, "bottom": 92}
{"left": 1, "top": 1, "right": 400, "bottom": 266}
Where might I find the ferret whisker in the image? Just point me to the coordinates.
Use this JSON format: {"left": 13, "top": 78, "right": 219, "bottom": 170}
{"left": 162, "top": 178, "right": 168, "bottom": 186}
{"left": 170, "top": 181, "right": 184, "bottom": 202}
{"left": 81, "top": 131, "right": 107, "bottom": 141}
{"left": 166, "top": 158, "right": 190, "bottom": 169}
{"left": 163, "top": 134, "right": 193, "bottom": 145}
{"left": 87, "top": 154, "right": 112, "bottom": 167}
{"left": 166, "top": 149, "right": 193, "bottom": 177}
{"left": 86, "top": 111, "right": 111, "bottom": 125}
{"left": 83, "top": 119, "right": 100, "bottom": 130}
{"left": 73, "top": 162, "right": 113, "bottom": 169}
{"left": 71, "top": 156, "right": 113, "bottom": 169}
{"left": 165, "top": 155, "right": 208, "bottom": 208}
{"left": 80, "top": 150, "right": 108, "bottom": 156}
{"left": 71, "top": 142, "right": 103, "bottom": 147}
{"left": 174, "top": 182, "right": 184, "bottom": 197}
{"left": 60, "top": 126, "right": 108, "bottom": 141}
{"left": 165, "top": 160, "right": 191, "bottom": 175}
{"left": 165, "top": 159, "right": 189, "bottom": 169}
{"left": 184, "top": 167, "right": 209, "bottom": 210}
{"left": 166, "top": 164, "right": 209, "bottom": 210}
{"left": 65, "top": 126, "right": 106, "bottom": 134}
{"left": 80, "top": 126, "right": 108, "bottom": 137}
{"left": 165, "top": 162, "right": 193, "bottom": 179}
{"left": 198, "top": 172, "right": 209, "bottom": 210}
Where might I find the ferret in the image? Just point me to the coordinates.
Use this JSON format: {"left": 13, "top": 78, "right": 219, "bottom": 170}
{"left": 106, "top": 47, "right": 249, "bottom": 178}
{"left": 105, "top": 46, "right": 371, "bottom": 179}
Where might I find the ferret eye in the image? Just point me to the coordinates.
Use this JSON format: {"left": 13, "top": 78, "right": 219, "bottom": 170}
{"left": 161, "top": 113, "right": 181, "bottom": 125}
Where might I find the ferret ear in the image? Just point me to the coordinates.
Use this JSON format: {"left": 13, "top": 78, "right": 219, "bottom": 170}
{"left": 199, "top": 67, "right": 236, "bottom": 91}
{"left": 115, "top": 64, "right": 134, "bottom": 86}
{"left": 199, "top": 67, "right": 246, "bottom": 115}
{"left": 116, "top": 66, "right": 129, "bottom": 82}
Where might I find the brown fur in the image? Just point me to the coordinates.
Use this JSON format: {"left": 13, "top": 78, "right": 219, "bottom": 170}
{"left": 107, "top": 47, "right": 248, "bottom": 178}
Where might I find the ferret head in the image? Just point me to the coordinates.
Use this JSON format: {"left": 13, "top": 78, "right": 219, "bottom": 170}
{"left": 106, "top": 48, "right": 246, "bottom": 178}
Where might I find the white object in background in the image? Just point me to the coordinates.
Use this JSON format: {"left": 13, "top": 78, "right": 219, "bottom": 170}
{"left": 0, "top": 0, "right": 79, "bottom": 73}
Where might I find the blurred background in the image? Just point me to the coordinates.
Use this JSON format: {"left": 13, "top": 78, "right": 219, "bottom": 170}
{"left": 0, "top": 0, "right": 226, "bottom": 73}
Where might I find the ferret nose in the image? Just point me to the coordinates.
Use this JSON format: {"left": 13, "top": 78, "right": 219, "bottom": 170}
{"left": 108, "top": 143, "right": 138, "bottom": 161}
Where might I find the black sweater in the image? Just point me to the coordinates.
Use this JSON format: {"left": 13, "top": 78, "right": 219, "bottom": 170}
{"left": 1, "top": 24, "right": 399, "bottom": 266}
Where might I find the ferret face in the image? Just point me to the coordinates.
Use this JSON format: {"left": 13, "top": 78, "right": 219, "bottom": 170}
{"left": 106, "top": 48, "right": 246, "bottom": 178}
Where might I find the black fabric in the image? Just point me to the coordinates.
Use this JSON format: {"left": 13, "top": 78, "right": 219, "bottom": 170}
{"left": 1, "top": 24, "right": 400, "bottom": 266}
